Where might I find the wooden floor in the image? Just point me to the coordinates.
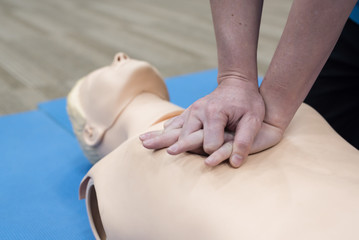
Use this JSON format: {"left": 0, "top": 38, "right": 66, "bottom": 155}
{"left": 0, "top": 0, "right": 292, "bottom": 115}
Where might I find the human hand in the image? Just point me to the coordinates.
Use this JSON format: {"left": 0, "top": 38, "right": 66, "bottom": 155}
{"left": 140, "top": 76, "right": 269, "bottom": 167}
{"left": 140, "top": 118, "right": 283, "bottom": 167}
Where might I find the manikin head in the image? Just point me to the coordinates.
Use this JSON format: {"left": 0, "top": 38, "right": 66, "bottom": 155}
{"left": 67, "top": 53, "right": 169, "bottom": 164}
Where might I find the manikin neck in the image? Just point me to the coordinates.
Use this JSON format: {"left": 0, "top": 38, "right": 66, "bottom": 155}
{"left": 121, "top": 92, "right": 183, "bottom": 138}
{"left": 100, "top": 93, "right": 183, "bottom": 154}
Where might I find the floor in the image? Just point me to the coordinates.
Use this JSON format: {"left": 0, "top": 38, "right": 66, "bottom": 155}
{"left": 0, "top": 0, "right": 292, "bottom": 115}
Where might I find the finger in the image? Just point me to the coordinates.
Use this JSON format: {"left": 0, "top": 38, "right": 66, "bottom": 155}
{"left": 205, "top": 141, "right": 233, "bottom": 167}
{"left": 163, "top": 115, "right": 185, "bottom": 131}
{"left": 224, "top": 131, "right": 235, "bottom": 142}
{"left": 163, "top": 117, "right": 177, "bottom": 128}
{"left": 166, "top": 130, "right": 233, "bottom": 156}
{"left": 179, "top": 115, "right": 203, "bottom": 140}
{"left": 230, "top": 114, "right": 262, "bottom": 168}
{"left": 186, "top": 132, "right": 234, "bottom": 160}
{"left": 139, "top": 130, "right": 162, "bottom": 141}
{"left": 167, "top": 130, "right": 204, "bottom": 155}
{"left": 142, "top": 129, "right": 181, "bottom": 149}
{"left": 203, "top": 118, "right": 226, "bottom": 154}
{"left": 163, "top": 109, "right": 189, "bottom": 131}
{"left": 188, "top": 148, "right": 207, "bottom": 156}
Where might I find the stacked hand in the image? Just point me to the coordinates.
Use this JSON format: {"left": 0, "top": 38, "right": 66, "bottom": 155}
{"left": 140, "top": 76, "right": 283, "bottom": 168}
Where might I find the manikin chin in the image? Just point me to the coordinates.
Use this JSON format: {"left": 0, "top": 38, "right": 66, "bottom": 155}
{"left": 67, "top": 53, "right": 359, "bottom": 240}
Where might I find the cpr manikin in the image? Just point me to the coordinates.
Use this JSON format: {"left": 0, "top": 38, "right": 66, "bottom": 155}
{"left": 67, "top": 53, "right": 359, "bottom": 240}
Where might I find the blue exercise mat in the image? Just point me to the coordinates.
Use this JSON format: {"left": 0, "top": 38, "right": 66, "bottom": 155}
{"left": 0, "top": 69, "right": 262, "bottom": 239}
{"left": 0, "top": 111, "right": 93, "bottom": 239}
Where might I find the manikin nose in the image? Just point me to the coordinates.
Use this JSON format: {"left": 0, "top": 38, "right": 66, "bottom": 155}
{"left": 113, "top": 52, "right": 129, "bottom": 64}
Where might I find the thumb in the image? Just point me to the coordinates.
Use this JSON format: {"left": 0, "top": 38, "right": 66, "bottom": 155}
{"left": 230, "top": 114, "right": 261, "bottom": 168}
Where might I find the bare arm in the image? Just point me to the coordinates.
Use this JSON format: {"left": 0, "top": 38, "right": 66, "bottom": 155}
{"left": 211, "top": 0, "right": 263, "bottom": 83}
{"left": 145, "top": 0, "right": 266, "bottom": 167}
{"left": 141, "top": 0, "right": 357, "bottom": 168}
{"left": 169, "top": 0, "right": 265, "bottom": 167}
{"left": 141, "top": 0, "right": 275, "bottom": 167}
{"left": 261, "top": 0, "right": 357, "bottom": 131}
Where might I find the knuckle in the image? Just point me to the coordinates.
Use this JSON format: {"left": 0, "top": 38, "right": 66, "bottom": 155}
{"left": 205, "top": 103, "right": 219, "bottom": 116}
{"left": 174, "top": 117, "right": 185, "bottom": 126}
{"left": 234, "top": 140, "right": 251, "bottom": 152}
{"left": 178, "top": 139, "right": 189, "bottom": 149}
{"left": 203, "top": 143, "right": 219, "bottom": 155}
{"left": 191, "top": 101, "right": 203, "bottom": 111}
{"left": 216, "top": 146, "right": 231, "bottom": 160}
{"left": 222, "top": 142, "right": 233, "bottom": 152}
{"left": 246, "top": 114, "right": 262, "bottom": 127}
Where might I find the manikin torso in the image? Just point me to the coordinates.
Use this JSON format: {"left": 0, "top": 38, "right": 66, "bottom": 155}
{"left": 68, "top": 53, "right": 359, "bottom": 240}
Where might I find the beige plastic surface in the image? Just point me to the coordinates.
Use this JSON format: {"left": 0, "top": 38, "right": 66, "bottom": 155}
{"left": 69, "top": 54, "right": 359, "bottom": 240}
{"left": 75, "top": 53, "right": 168, "bottom": 147}
{"left": 81, "top": 104, "right": 359, "bottom": 240}
{"left": 67, "top": 53, "right": 179, "bottom": 164}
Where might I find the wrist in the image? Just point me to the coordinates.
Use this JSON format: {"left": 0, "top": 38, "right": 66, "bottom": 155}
{"left": 217, "top": 70, "right": 259, "bottom": 89}
{"left": 259, "top": 85, "right": 299, "bottom": 131}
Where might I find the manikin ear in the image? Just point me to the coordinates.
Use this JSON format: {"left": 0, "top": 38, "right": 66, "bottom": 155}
{"left": 79, "top": 176, "right": 107, "bottom": 240}
{"left": 81, "top": 52, "right": 130, "bottom": 147}
{"left": 82, "top": 124, "right": 104, "bottom": 147}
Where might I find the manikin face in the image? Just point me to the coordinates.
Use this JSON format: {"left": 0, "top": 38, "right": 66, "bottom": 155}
{"left": 68, "top": 53, "right": 169, "bottom": 163}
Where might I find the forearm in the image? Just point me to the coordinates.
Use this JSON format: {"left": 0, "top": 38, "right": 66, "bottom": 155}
{"left": 210, "top": 0, "right": 263, "bottom": 85}
{"left": 260, "top": 0, "right": 357, "bottom": 130}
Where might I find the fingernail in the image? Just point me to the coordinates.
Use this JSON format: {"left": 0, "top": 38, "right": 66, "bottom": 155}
{"left": 143, "top": 139, "right": 153, "bottom": 146}
{"left": 231, "top": 154, "right": 243, "bottom": 168}
{"left": 205, "top": 157, "right": 214, "bottom": 166}
{"left": 167, "top": 143, "right": 178, "bottom": 153}
{"left": 139, "top": 133, "right": 148, "bottom": 140}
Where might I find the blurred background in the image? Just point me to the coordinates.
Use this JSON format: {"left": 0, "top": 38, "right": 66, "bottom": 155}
{"left": 0, "top": 0, "right": 292, "bottom": 115}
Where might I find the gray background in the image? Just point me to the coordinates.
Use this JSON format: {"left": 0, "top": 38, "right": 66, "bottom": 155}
{"left": 0, "top": 0, "right": 292, "bottom": 115}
